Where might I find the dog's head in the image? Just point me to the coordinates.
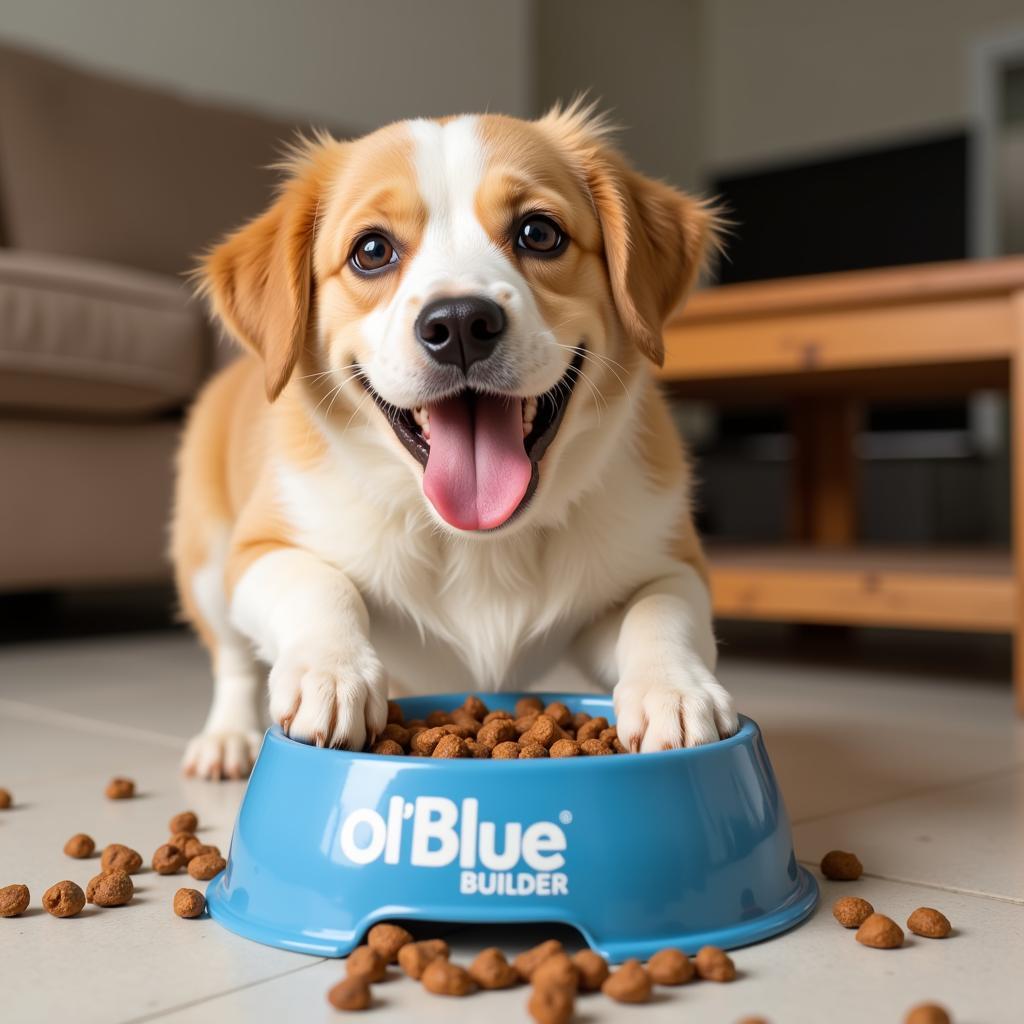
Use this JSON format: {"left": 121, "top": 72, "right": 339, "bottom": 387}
{"left": 201, "top": 103, "right": 717, "bottom": 534}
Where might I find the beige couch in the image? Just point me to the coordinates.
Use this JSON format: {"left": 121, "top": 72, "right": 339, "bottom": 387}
{"left": 0, "top": 43, "right": 304, "bottom": 590}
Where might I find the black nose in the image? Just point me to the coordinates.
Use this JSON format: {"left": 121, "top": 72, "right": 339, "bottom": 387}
{"left": 414, "top": 295, "right": 506, "bottom": 372}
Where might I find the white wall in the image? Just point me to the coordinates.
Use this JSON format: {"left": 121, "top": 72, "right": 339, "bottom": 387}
{"left": 534, "top": 0, "right": 704, "bottom": 190}
{"left": 703, "top": 0, "right": 1024, "bottom": 172}
{"left": 0, "top": 0, "right": 534, "bottom": 132}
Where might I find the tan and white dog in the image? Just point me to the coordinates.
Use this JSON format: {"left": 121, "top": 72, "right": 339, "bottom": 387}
{"left": 172, "top": 102, "right": 737, "bottom": 780}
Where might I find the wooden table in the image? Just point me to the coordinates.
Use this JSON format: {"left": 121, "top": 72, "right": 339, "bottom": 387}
{"left": 660, "top": 258, "right": 1024, "bottom": 710}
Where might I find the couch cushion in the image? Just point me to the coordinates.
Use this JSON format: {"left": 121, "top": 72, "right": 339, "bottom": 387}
{"left": 0, "top": 249, "right": 208, "bottom": 416}
{"left": 0, "top": 43, "right": 304, "bottom": 276}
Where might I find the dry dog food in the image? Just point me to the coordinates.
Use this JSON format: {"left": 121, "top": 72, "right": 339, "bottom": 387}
{"left": 173, "top": 888, "right": 206, "bottom": 918}
{"left": 855, "top": 913, "right": 904, "bottom": 949}
{"left": 188, "top": 852, "right": 226, "bottom": 881}
{"left": 42, "top": 880, "right": 86, "bottom": 918}
{"left": 531, "top": 952, "right": 578, "bottom": 991}
{"left": 328, "top": 975, "right": 372, "bottom": 1011}
{"left": 513, "top": 939, "right": 564, "bottom": 981}
{"left": 398, "top": 939, "right": 450, "bottom": 980}
{"left": 905, "top": 1003, "right": 952, "bottom": 1024}
{"left": 421, "top": 958, "right": 474, "bottom": 996}
{"left": 152, "top": 844, "right": 186, "bottom": 875}
{"left": 101, "top": 843, "right": 143, "bottom": 874}
{"left": 169, "top": 810, "right": 199, "bottom": 834}
{"left": 367, "top": 922, "right": 413, "bottom": 963}
{"left": 364, "top": 697, "right": 630, "bottom": 759}
{"left": 832, "top": 895, "right": 874, "bottom": 928}
{"left": 0, "top": 883, "right": 30, "bottom": 917}
{"left": 183, "top": 838, "right": 220, "bottom": 862}
{"left": 346, "top": 945, "right": 387, "bottom": 982}
{"left": 907, "top": 907, "right": 951, "bottom": 939}
{"left": 105, "top": 777, "right": 135, "bottom": 800}
{"left": 572, "top": 949, "right": 609, "bottom": 991}
{"left": 646, "top": 947, "right": 694, "bottom": 985}
{"left": 169, "top": 831, "right": 196, "bottom": 852}
{"left": 468, "top": 947, "right": 520, "bottom": 990}
{"left": 528, "top": 983, "right": 574, "bottom": 1024}
{"left": 87, "top": 869, "right": 134, "bottom": 907}
{"left": 694, "top": 945, "right": 736, "bottom": 982}
{"left": 0, "top": 788, "right": 12, "bottom": 809}
{"left": 820, "top": 849, "right": 863, "bottom": 881}
{"left": 63, "top": 833, "right": 96, "bottom": 859}
{"left": 601, "top": 959, "right": 652, "bottom": 1003}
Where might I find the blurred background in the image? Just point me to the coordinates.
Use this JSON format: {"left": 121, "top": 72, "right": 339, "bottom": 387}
{"left": 2, "top": 0, "right": 1024, "bottom": 696}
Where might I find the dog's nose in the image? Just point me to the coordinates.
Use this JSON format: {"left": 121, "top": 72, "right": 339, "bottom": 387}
{"left": 414, "top": 295, "right": 506, "bottom": 372}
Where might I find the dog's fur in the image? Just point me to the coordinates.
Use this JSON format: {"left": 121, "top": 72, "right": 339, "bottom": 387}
{"left": 172, "top": 103, "right": 737, "bottom": 779}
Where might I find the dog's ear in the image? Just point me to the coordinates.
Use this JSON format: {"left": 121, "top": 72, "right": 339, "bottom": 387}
{"left": 198, "top": 137, "right": 339, "bottom": 401}
{"left": 543, "top": 103, "right": 719, "bottom": 366}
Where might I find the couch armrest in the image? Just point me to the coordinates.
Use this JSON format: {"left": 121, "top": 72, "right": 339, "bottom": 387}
{"left": 0, "top": 249, "right": 210, "bottom": 417}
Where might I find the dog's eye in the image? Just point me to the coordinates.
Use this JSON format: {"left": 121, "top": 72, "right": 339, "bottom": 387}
{"left": 516, "top": 215, "right": 567, "bottom": 257}
{"left": 351, "top": 232, "right": 398, "bottom": 273}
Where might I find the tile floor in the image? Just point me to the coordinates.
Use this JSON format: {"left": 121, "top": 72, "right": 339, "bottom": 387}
{"left": 1, "top": 629, "right": 1022, "bottom": 1023}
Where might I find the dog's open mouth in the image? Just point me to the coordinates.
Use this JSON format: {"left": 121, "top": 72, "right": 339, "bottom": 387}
{"left": 361, "top": 350, "right": 584, "bottom": 532}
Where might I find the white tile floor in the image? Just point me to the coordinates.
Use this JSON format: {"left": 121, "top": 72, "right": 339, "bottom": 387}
{"left": 2, "top": 629, "right": 1023, "bottom": 1023}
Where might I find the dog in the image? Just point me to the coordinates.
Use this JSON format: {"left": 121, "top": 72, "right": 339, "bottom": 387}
{"left": 172, "top": 101, "right": 737, "bottom": 779}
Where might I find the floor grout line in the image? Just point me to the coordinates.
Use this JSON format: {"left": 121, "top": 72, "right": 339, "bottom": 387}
{"left": 0, "top": 698, "right": 189, "bottom": 750}
{"left": 118, "top": 958, "right": 328, "bottom": 1024}
{"left": 790, "top": 760, "right": 1024, "bottom": 828}
{"left": 797, "top": 860, "right": 1024, "bottom": 906}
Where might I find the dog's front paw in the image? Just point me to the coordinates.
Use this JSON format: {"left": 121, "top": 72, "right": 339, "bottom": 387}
{"left": 614, "top": 658, "right": 738, "bottom": 752}
{"left": 268, "top": 639, "right": 388, "bottom": 750}
{"left": 182, "top": 729, "right": 264, "bottom": 780}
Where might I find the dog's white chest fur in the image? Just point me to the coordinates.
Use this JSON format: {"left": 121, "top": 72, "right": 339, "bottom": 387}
{"left": 273, "top": 421, "right": 682, "bottom": 690}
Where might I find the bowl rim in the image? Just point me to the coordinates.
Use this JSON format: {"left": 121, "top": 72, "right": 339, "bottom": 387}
{"left": 265, "top": 692, "right": 756, "bottom": 769}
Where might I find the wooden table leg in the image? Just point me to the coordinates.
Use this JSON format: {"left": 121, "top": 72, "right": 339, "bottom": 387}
{"left": 790, "top": 396, "right": 862, "bottom": 546}
{"left": 1011, "top": 292, "right": 1024, "bottom": 714}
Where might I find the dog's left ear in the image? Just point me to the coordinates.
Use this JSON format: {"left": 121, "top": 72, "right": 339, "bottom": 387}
{"left": 587, "top": 149, "right": 718, "bottom": 366}
{"left": 543, "top": 104, "right": 718, "bottom": 366}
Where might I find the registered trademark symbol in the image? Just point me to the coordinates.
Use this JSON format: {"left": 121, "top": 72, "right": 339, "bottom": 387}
{"left": 559, "top": 810, "right": 573, "bottom": 825}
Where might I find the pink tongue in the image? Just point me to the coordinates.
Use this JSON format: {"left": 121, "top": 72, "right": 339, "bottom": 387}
{"left": 422, "top": 394, "right": 532, "bottom": 531}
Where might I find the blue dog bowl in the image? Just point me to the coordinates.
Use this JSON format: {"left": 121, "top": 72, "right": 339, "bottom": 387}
{"left": 207, "top": 693, "right": 816, "bottom": 962}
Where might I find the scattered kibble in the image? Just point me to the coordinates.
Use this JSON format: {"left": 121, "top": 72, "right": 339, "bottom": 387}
{"left": 0, "top": 788, "right": 12, "bottom": 809}
{"left": 820, "top": 849, "right": 863, "bottom": 881}
{"left": 468, "top": 947, "right": 520, "bottom": 990}
{"left": 572, "top": 949, "right": 609, "bottom": 991}
{"left": 173, "top": 888, "right": 206, "bottom": 918}
{"left": 398, "top": 939, "right": 450, "bottom": 980}
{"left": 855, "top": 913, "right": 904, "bottom": 949}
{"left": 646, "top": 947, "right": 694, "bottom": 985}
{"left": 152, "top": 844, "right": 186, "bottom": 875}
{"left": 42, "top": 880, "right": 85, "bottom": 918}
{"left": 421, "top": 958, "right": 474, "bottom": 996}
{"left": 168, "top": 811, "right": 198, "bottom": 834}
{"left": 187, "top": 853, "right": 226, "bottom": 881}
{"left": 907, "top": 907, "right": 951, "bottom": 939}
{"left": 531, "top": 952, "right": 578, "bottom": 991}
{"left": 105, "top": 777, "right": 135, "bottom": 800}
{"left": 101, "top": 844, "right": 143, "bottom": 875}
{"left": 905, "top": 1003, "right": 952, "bottom": 1024}
{"left": 86, "top": 869, "right": 133, "bottom": 907}
{"left": 327, "top": 975, "right": 372, "bottom": 1011}
{"left": 513, "top": 940, "right": 564, "bottom": 981}
{"left": 367, "top": 922, "right": 413, "bottom": 963}
{"left": 694, "top": 945, "right": 736, "bottom": 981}
{"left": 63, "top": 834, "right": 96, "bottom": 859}
{"left": 602, "top": 958, "right": 652, "bottom": 1003}
{"left": 346, "top": 944, "right": 387, "bottom": 982}
{"left": 0, "top": 884, "right": 30, "bottom": 917}
{"left": 528, "top": 983, "right": 574, "bottom": 1024}
{"left": 832, "top": 896, "right": 874, "bottom": 928}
